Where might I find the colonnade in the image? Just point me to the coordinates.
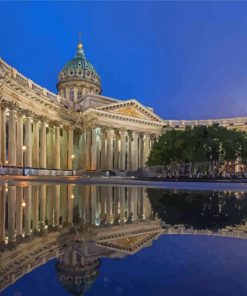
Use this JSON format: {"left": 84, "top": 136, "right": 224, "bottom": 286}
{"left": 84, "top": 127, "right": 155, "bottom": 171}
{"left": 0, "top": 102, "right": 74, "bottom": 170}
{"left": 0, "top": 101, "right": 156, "bottom": 171}
{"left": 0, "top": 184, "right": 153, "bottom": 245}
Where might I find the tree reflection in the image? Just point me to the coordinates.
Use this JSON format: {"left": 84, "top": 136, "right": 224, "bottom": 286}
{"left": 147, "top": 189, "right": 247, "bottom": 230}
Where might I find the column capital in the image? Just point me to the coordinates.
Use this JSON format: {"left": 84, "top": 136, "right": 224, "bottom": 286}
{"left": 22, "top": 109, "right": 33, "bottom": 118}
{"left": 36, "top": 115, "right": 47, "bottom": 123}
{"left": 106, "top": 128, "right": 114, "bottom": 137}
{"left": 32, "top": 116, "right": 42, "bottom": 124}
{"left": 64, "top": 125, "right": 74, "bottom": 132}
{"left": 2, "top": 101, "right": 18, "bottom": 111}
{"left": 53, "top": 120, "right": 62, "bottom": 128}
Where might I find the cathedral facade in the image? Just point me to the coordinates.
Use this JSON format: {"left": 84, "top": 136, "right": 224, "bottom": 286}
{"left": 0, "top": 39, "right": 247, "bottom": 172}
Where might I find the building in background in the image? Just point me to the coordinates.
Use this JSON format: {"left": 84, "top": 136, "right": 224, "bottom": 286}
{"left": 0, "top": 38, "right": 246, "bottom": 172}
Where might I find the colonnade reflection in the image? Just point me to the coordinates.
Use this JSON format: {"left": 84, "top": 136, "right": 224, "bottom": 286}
{"left": 0, "top": 184, "right": 162, "bottom": 294}
{"left": 0, "top": 184, "right": 155, "bottom": 247}
{"left": 3, "top": 186, "right": 247, "bottom": 295}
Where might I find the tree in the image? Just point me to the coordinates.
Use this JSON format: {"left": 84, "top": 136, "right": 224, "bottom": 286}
{"left": 147, "top": 188, "right": 247, "bottom": 230}
{"left": 147, "top": 125, "right": 247, "bottom": 167}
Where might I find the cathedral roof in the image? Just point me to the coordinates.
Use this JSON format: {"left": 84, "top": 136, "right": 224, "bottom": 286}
{"left": 57, "top": 40, "right": 101, "bottom": 90}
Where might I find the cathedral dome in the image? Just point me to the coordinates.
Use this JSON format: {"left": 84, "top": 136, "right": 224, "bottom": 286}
{"left": 56, "top": 260, "right": 100, "bottom": 296}
{"left": 57, "top": 39, "right": 102, "bottom": 102}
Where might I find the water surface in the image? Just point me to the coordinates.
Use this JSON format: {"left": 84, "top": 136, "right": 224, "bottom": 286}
{"left": 1, "top": 182, "right": 247, "bottom": 295}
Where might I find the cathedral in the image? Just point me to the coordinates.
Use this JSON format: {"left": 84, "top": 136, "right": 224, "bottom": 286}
{"left": 0, "top": 38, "right": 246, "bottom": 173}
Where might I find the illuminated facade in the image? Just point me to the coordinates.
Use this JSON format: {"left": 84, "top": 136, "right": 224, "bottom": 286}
{"left": 0, "top": 39, "right": 247, "bottom": 172}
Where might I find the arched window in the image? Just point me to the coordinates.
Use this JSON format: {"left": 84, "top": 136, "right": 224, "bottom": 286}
{"left": 70, "top": 90, "right": 74, "bottom": 101}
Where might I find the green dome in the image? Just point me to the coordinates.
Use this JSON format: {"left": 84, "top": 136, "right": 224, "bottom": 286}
{"left": 57, "top": 42, "right": 101, "bottom": 90}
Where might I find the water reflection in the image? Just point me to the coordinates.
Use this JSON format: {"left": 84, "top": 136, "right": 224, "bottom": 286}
{"left": 0, "top": 184, "right": 161, "bottom": 294}
{"left": 148, "top": 189, "right": 247, "bottom": 230}
{"left": 1, "top": 184, "right": 247, "bottom": 295}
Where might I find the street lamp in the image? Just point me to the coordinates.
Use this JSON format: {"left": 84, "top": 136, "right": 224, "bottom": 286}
{"left": 71, "top": 154, "right": 75, "bottom": 175}
{"left": 22, "top": 145, "right": 27, "bottom": 176}
{"left": 21, "top": 199, "right": 26, "bottom": 207}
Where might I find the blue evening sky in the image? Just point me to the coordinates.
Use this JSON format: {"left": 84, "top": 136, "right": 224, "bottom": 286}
{"left": 1, "top": 1, "right": 247, "bottom": 120}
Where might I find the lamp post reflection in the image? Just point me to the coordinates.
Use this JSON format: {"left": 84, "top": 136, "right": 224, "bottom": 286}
{"left": 22, "top": 145, "right": 27, "bottom": 175}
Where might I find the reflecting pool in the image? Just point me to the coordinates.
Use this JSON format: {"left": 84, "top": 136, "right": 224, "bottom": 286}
{"left": 1, "top": 183, "right": 247, "bottom": 295}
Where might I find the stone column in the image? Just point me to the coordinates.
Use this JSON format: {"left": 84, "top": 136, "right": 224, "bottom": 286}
{"left": 119, "top": 187, "right": 125, "bottom": 222}
{"left": 32, "top": 119, "right": 40, "bottom": 168}
{"left": 8, "top": 106, "right": 17, "bottom": 166}
{"left": 100, "top": 129, "right": 106, "bottom": 169}
{"left": 113, "top": 187, "right": 120, "bottom": 222}
{"left": 55, "top": 185, "right": 60, "bottom": 226}
{"left": 16, "top": 112, "right": 24, "bottom": 167}
{"left": 81, "top": 131, "right": 86, "bottom": 169}
{"left": 120, "top": 129, "right": 126, "bottom": 170}
{"left": 91, "top": 186, "right": 97, "bottom": 225}
{"left": 100, "top": 187, "right": 106, "bottom": 223}
{"left": 143, "top": 134, "right": 151, "bottom": 166}
{"left": 55, "top": 124, "right": 61, "bottom": 170}
{"left": 106, "top": 187, "right": 113, "bottom": 223}
{"left": 67, "top": 184, "right": 74, "bottom": 224}
{"left": 0, "top": 186, "right": 6, "bottom": 243}
{"left": 16, "top": 186, "right": 23, "bottom": 237}
{"left": 8, "top": 185, "right": 16, "bottom": 243}
{"left": 130, "top": 188, "right": 138, "bottom": 221}
{"left": 0, "top": 106, "right": 6, "bottom": 166}
{"left": 47, "top": 125, "right": 54, "bottom": 169}
{"left": 139, "top": 134, "right": 144, "bottom": 168}
{"left": 40, "top": 121, "right": 47, "bottom": 169}
{"left": 127, "top": 187, "right": 132, "bottom": 221}
{"left": 24, "top": 186, "right": 31, "bottom": 236}
{"left": 24, "top": 112, "right": 32, "bottom": 168}
{"left": 131, "top": 131, "right": 139, "bottom": 171}
{"left": 32, "top": 186, "right": 39, "bottom": 232}
{"left": 85, "top": 129, "right": 91, "bottom": 170}
{"left": 40, "top": 184, "right": 46, "bottom": 231}
{"left": 113, "top": 132, "right": 119, "bottom": 170}
{"left": 68, "top": 128, "right": 74, "bottom": 170}
{"left": 91, "top": 128, "right": 97, "bottom": 170}
{"left": 106, "top": 129, "right": 113, "bottom": 170}
{"left": 65, "top": 87, "right": 69, "bottom": 100}
{"left": 142, "top": 188, "right": 150, "bottom": 220}
{"left": 127, "top": 131, "right": 132, "bottom": 170}
{"left": 74, "top": 86, "right": 78, "bottom": 103}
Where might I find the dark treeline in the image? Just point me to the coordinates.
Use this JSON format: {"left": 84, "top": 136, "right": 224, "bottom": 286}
{"left": 148, "top": 125, "right": 247, "bottom": 166}
{"left": 147, "top": 188, "right": 247, "bottom": 230}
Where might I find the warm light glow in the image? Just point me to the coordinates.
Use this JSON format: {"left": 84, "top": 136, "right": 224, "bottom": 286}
{"left": 45, "top": 123, "right": 49, "bottom": 127}
{"left": 71, "top": 154, "right": 75, "bottom": 159}
{"left": 21, "top": 200, "right": 26, "bottom": 207}
{"left": 5, "top": 160, "right": 8, "bottom": 165}
{"left": 22, "top": 145, "right": 27, "bottom": 151}
{"left": 5, "top": 187, "right": 8, "bottom": 192}
{"left": 70, "top": 194, "right": 74, "bottom": 199}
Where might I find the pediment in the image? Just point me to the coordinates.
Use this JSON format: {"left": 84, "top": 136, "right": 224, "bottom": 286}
{"left": 97, "top": 100, "right": 163, "bottom": 122}
{"left": 97, "top": 231, "right": 162, "bottom": 253}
